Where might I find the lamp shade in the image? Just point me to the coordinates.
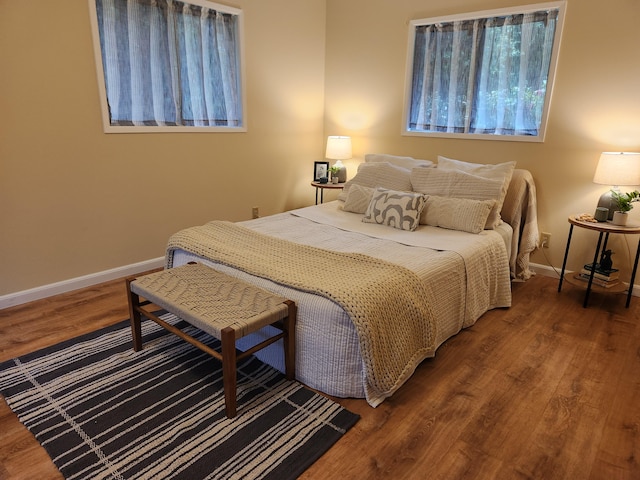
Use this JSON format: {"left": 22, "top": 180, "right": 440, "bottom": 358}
{"left": 593, "top": 152, "right": 640, "bottom": 186}
{"left": 325, "top": 136, "right": 352, "bottom": 160}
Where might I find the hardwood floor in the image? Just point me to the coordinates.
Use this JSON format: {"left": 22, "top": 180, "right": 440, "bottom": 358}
{"left": 0, "top": 274, "right": 639, "bottom": 479}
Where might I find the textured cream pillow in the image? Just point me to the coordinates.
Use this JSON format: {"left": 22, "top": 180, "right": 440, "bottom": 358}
{"left": 365, "top": 153, "right": 434, "bottom": 170}
{"left": 338, "top": 162, "right": 413, "bottom": 201}
{"left": 410, "top": 168, "right": 504, "bottom": 229}
{"left": 422, "top": 195, "right": 495, "bottom": 234}
{"left": 437, "top": 156, "right": 516, "bottom": 224}
{"left": 362, "top": 188, "right": 426, "bottom": 231}
{"left": 437, "top": 156, "right": 516, "bottom": 179}
{"left": 343, "top": 184, "right": 374, "bottom": 214}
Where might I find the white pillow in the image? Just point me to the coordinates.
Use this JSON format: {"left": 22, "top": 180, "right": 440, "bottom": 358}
{"left": 363, "top": 188, "right": 426, "bottom": 231}
{"left": 422, "top": 195, "right": 495, "bottom": 234}
{"left": 343, "top": 184, "right": 374, "bottom": 214}
{"left": 338, "top": 162, "right": 413, "bottom": 201}
{"left": 437, "top": 155, "right": 516, "bottom": 178}
{"left": 437, "top": 156, "right": 516, "bottom": 225}
{"left": 410, "top": 168, "right": 504, "bottom": 229}
{"left": 365, "top": 153, "right": 434, "bottom": 171}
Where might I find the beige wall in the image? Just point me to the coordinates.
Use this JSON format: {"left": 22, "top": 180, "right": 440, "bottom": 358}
{"left": 0, "top": 0, "right": 327, "bottom": 295}
{"left": 3, "top": 0, "right": 640, "bottom": 298}
{"left": 324, "top": 0, "right": 640, "bottom": 284}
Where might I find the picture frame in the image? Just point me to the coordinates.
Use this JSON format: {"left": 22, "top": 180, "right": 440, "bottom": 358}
{"left": 314, "top": 161, "right": 329, "bottom": 181}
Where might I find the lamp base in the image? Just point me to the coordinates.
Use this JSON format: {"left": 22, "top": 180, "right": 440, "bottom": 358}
{"left": 337, "top": 166, "right": 347, "bottom": 183}
{"left": 597, "top": 190, "right": 615, "bottom": 220}
{"left": 333, "top": 160, "right": 347, "bottom": 183}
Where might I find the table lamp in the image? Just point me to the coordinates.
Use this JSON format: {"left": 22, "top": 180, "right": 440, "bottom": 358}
{"left": 593, "top": 152, "right": 640, "bottom": 220}
{"left": 325, "top": 136, "right": 352, "bottom": 183}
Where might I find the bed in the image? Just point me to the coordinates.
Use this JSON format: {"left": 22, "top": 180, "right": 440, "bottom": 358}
{"left": 165, "top": 155, "right": 539, "bottom": 407}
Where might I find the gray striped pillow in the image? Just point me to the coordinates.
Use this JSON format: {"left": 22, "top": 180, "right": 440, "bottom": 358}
{"left": 365, "top": 153, "right": 434, "bottom": 170}
{"left": 422, "top": 195, "right": 495, "bottom": 233}
{"left": 410, "top": 168, "right": 504, "bottom": 229}
{"left": 338, "top": 162, "right": 412, "bottom": 201}
{"left": 343, "top": 184, "right": 375, "bottom": 214}
{"left": 362, "top": 188, "right": 426, "bottom": 231}
{"left": 436, "top": 156, "right": 516, "bottom": 227}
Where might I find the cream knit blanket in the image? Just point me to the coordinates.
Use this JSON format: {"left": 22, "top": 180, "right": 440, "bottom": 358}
{"left": 166, "top": 220, "right": 436, "bottom": 401}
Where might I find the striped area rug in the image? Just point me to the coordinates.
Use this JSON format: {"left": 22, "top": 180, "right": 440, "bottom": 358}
{"left": 0, "top": 315, "right": 359, "bottom": 480}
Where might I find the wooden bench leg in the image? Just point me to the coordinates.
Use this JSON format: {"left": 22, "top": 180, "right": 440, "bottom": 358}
{"left": 221, "top": 327, "right": 237, "bottom": 418}
{"left": 126, "top": 278, "right": 143, "bottom": 352}
{"left": 283, "top": 300, "right": 297, "bottom": 381}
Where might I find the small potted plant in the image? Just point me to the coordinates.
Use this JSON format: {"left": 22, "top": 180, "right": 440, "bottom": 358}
{"left": 329, "top": 165, "right": 341, "bottom": 184}
{"left": 610, "top": 189, "right": 640, "bottom": 225}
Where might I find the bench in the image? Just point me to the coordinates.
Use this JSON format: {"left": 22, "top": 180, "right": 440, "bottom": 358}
{"left": 126, "top": 262, "right": 296, "bottom": 418}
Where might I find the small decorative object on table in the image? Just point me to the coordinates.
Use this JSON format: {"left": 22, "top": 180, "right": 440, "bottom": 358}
{"left": 329, "top": 165, "right": 341, "bottom": 184}
{"left": 576, "top": 213, "right": 597, "bottom": 223}
{"left": 578, "top": 255, "right": 619, "bottom": 288}
{"left": 610, "top": 189, "right": 640, "bottom": 226}
{"left": 578, "top": 249, "right": 618, "bottom": 286}
{"left": 314, "top": 161, "right": 329, "bottom": 183}
{"left": 594, "top": 207, "right": 609, "bottom": 222}
{"left": 599, "top": 249, "right": 614, "bottom": 271}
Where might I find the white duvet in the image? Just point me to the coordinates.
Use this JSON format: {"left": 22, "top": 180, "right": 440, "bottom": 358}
{"left": 171, "top": 201, "right": 512, "bottom": 405}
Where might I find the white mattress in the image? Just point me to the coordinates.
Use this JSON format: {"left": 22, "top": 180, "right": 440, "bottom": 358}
{"left": 170, "top": 201, "right": 512, "bottom": 404}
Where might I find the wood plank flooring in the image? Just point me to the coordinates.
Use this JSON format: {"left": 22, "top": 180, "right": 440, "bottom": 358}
{"left": 0, "top": 274, "right": 638, "bottom": 479}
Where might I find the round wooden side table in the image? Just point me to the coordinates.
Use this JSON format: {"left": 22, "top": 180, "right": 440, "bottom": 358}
{"left": 311, "top": 181, "right": 344, "bottom": 204}
{"left": 558, "top": 215, "right": 640, "bottom": 308}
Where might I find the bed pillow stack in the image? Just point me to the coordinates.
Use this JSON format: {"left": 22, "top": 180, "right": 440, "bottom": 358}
{"left": 338, "top": 153, "right": 515, "bottom": 234}
{"left": 411, "top": 157, "right": 516, "bottom": 230}
{"left": 437, "top": 156, "right": 516, "bottom": 227}
{"left": 337, "top": 161, "right": 414, "bottom": 202}
{"left": 410, "top": 168, "right": 503, "bottom": 229}
{"left": 339, "top": 153, "right": 434, "bottom": 202}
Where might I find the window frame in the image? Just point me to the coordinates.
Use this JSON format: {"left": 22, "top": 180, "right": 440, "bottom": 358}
{"left": 402, "top": 1, "right": 566, "bottom": 142}
{"left": 87, "top": 0, "right": 247, "bottom": 134}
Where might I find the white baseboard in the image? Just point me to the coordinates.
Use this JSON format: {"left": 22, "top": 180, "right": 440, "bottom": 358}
{"left": 529, "top": 261, "right": 640, "bottom": 297}
{"left": 530, "top": 262, "right": 560, "bottom": 279}
{"left": 2, "top": 259, "right": 637, "bottom": 311}
{"left": 0, "top": 257, "right": 165, "bottom": 310}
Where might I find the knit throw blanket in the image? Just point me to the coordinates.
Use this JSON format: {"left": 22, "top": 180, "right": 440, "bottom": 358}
{"left": 166, "top": 221, "right": 436, "bottom": 403}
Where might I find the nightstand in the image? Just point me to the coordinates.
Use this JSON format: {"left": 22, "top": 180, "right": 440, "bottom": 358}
{"left": 558, "top": 215, "right": 640, "bottom": 308}
{"left": 311, "top": 181, "right": 344, "bottom": 205}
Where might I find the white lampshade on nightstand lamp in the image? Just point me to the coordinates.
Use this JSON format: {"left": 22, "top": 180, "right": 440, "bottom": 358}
{"left": 325, "top": 136, "right": 352, "bottom": 183}
{"left": 593, "top": 152, "right": 640, "bottom": 220}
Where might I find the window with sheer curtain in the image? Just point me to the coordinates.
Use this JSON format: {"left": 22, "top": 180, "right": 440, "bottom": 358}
{"left": 89, "top": 0, "right": 244, "bottom": 132}
{"left": 404, "top": 2, "right": 565, "bottom": 141}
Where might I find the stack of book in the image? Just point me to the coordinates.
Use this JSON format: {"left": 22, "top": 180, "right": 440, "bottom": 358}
{"left": 574, "top": 263, "right": 620, "bottom": 288}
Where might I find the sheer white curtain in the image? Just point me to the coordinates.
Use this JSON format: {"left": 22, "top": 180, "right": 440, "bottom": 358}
{"left": 96, "top": 0, "right": 241, "bottom": 127}
{"left": 409, "top": 9, "right": 558, "bottom": 136}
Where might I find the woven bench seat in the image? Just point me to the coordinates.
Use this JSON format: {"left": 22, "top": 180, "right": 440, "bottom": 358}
{"left": 126, "top": 262, "right": 296, "bottom": 418}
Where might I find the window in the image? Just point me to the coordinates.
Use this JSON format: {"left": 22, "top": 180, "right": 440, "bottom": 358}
{"left": 88, "top": 0, "right": 245, "bottom": 132}
{"left": 403, "top": 2, "right": 565, "bottom": 141}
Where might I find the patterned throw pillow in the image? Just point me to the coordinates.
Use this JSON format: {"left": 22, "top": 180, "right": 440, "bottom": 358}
{"left": 362, "top": 188, "right": 426, "bottom": 231}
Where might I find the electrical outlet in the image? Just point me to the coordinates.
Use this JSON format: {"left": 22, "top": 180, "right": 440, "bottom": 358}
{"left": 540, "top": 232, "right": 551, "bottom": 248}
{"left": 252, "top": 206, "right": 260, "bottom": 219}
